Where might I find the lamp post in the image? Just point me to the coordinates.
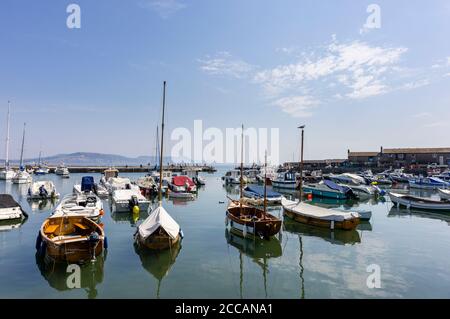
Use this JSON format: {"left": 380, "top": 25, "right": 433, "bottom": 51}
{"left": 298, "top": 125, "right": 305, "bottom": 202}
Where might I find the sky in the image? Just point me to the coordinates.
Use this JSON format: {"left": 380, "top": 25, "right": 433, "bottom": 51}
{"left": 0, "top": 0, "right": 450, "bottom": 164}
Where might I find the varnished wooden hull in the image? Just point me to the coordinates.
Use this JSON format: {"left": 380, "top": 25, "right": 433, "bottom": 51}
{"left": 226, "top": 203, "right": 281, "bottom": 239}
{"left": 39, "top": 216, "right": 105, "bottom": 263}
{"left": 283, "top": 208, "right": 359, "bottom": 230}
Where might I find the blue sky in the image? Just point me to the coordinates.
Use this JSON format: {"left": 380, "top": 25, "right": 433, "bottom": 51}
{"left": 1, "top": 0, "right": 449, "bottom": 163}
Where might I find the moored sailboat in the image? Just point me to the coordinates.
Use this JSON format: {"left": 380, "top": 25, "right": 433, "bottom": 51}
{"left": 0, "top": 101, "right": 15, "bottom": 180}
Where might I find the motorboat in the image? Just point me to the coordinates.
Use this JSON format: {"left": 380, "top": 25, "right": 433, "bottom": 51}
{"left": 408, "top": 177, "right": 450, "bottom": 190}
{"left": 34, "top": 166, "right": 49, "bottom": 175}
{"left": 243, "top": 169, "right": 260, "bottom": 184}
{"left": 338, "top": 183, "right": 381, "bottom": 199}
{"left": 27, "top": 181, "right": 60, "bottom": 200}
{"left": 0, "top": 194, "right": 27, "bottom": 221}
{"left": 302, "top": 180, "right": 356, "bottom": 200}
{"left": 100, "top": 167, "right": 119, "bottom": 187}
{"left": 271, "top": 171, "right": 297, "bottom": 189}
{"left": 36, "top": 215, "right": 106, "bottom": 263}
{"left": 256, "top": 165, "right": 278, "bottom": 183}
{"left": 329, "top": 173, "right": 366, "bottom": 185}
{"left": 223, "top": 170, "right": 247, "bottom": 185}
{"left": 181, "top": 169, "right": 205, "bottom": 186}
{"left": 170, "top": 175, "right": 197, "bottom": 193}
{"left": 282, "top": 198, "right": 360, "bottom": 230}
{"left": 389, "top": 169, "right": 413, "bottom": 183}
{"left": 389, "top": 192, "right": 450, "bottom": 211}
{"left": 12, "top": 170, "right": 32, "bottom": 184}
{"left": 51, "top": 193, "right": 104, "bottom": 222}
{"left": 136, "top": 175, "right": 158, "bottom": 196}
{"left": 104, "top": 177, "right": 139, "bottom": 194}
{"left": 55, "top": 164, "right": 70, "bottom": 177}
{"left": 73, "top": 176, "right": 109, "bottom": 198}
{"left": 433, "top": 170, "right": 450, "bottom": 182}
{"left": 438, "top": 188, "right": 450, "bottom": 200}
{"left": 0, "top": 168, "right": 15, "bottom": 180}
{"left": 111, "top": 189, "right": 151, "bottom": 213}
{"left": 242, "top": 185, "right": 283, "bottom": 205}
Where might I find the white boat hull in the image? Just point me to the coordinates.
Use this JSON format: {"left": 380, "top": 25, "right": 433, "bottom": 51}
{"left": 0, "top": 207, "right": 23, "bottom": 221}
{"left": 389, "top": 192, "right": 450, "bottom": 210}
{"left": 0, "top": 169, "right": 15, "bottom": 180}
{"left": 112, "top": 200, "right": 151, "bottom": 213}
{"left": 438, "top": 188, "right": 450, "bottom": 200}
{"left": 271, "top": 180, "right": 297, "bottom": 189}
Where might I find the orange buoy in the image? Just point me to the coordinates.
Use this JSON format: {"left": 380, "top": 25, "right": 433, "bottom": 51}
{"left": 307, "top": 193, "right": 313, "bottom": 200}
{"left": 99, "top": 209, "right": 105, "bottom": 216}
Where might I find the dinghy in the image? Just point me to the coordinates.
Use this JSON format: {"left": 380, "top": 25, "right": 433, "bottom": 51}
{"left": 389, "top": 192, "right": 450, "bottom": 211}
{"left": 282, "top": 198, "right": 360, "bottom": 230}
{"left": 438, "top": 188, "right": 450, "bottom": 200}
{"left": 36, "top": 215, "right": 105, "bottom": 263}
{"left": 52, "top": 193, "right": 104, "bottom": 222}
{"left": 27, "top": 181, "right": 60, "bottom": 200}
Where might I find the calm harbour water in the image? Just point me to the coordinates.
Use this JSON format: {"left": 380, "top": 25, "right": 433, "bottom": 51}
{"left": 1, "top": 167, "right": 450, "bottom": 299}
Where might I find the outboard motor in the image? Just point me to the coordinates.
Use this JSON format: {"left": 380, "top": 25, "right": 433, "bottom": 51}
{"left": 88, "top": 231, "right": 101, "bottom": 262}
{"left": 129, "top": 195, "right": 140, "bottom": 214}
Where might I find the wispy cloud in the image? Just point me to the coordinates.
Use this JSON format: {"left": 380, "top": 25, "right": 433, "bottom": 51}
{"left": 423, "top": 121, "right": 449, "bottom": 128}
{"left": 200, "top": 36, "right": 449, "bottom": 118}
{"left": 138, "top": 0, "right": 186, "bottom": 19}
{"left": 198, "top": 52, "right": 255, "bottom": 79}
{"left": 412, "top": 112, "right": 432, "bottom": 118}
{"left": 273, "top": 96, "right": 319, "bottom": 118}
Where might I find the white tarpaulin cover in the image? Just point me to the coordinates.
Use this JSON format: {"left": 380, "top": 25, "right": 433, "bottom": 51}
{"left": 138, "top": 206, "right": 180, "bottom": 240}
{"left": 282, "top": 198, "right": 359, "bottom": 221}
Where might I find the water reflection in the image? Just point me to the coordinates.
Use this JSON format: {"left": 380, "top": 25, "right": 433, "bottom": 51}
{"left": 388, "top": 206, "right": 450, "bottom": 225}
{"left": 35, "top": 253, "right": 106, "bottom": 299}
{"left": 225, "top": 228, "right": 282, "bottom": 298}
{"left": 111, "top": 210, "right": 146, "bottom": 226}
{"left": 0, "top": 217, "right": 27, "bottom": 232}
{"left": 283, "top": 216, "right": 361, "bottom": 245}
{"left": 223, "top": 184, "right": 240, "bottom": 196}
{"left": 28, "top": 198, "right": 58, "bottom": 212}
{"left": 134, "top": 242, "right": 182, "bottom": 298}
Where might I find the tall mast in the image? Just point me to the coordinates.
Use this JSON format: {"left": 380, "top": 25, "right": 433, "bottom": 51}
{"left": 158, "top": 81, "right": 167, "bottom": 205}
{"left": 19, "top": 123, "right": 26, "bottom": 170}
{"left": 4, "top": 101, "right": 11, "bottom": 168}
{"left": 298, "top": 125, "right": 305, "bottom": 202}
{"left": 155, "top": 125, "right": 159, "bottom": 169}
{"left": 240, "top": 124, "right": 244, "bottom": 215}
{"left": 263, "top": 150, "right": 267, "bottom": 218}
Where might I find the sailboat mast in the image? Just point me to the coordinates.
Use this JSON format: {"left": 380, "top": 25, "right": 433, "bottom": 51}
{"left": 158, "top": 81, "right": 167, "bottom": 204}
{"left": 4, "top": 101, "right": 10, "bottom": 168}
{"left": 240, "top": 124, "right": 244, "bottom": 213}
{"left": 19, "top": 123, "right": 26, "bottom": 170}
{"left": 263, "top": 150, "right": 267, "bottom": 218}
{"left": 155, "top": 125, "right": 159, "bottom": 169}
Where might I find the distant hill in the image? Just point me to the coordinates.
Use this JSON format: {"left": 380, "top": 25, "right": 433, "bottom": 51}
{"left": 1, "top": 152, "right": 187, "bottom": 166}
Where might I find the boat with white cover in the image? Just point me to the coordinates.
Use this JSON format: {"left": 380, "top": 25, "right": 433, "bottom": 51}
{"left": 27, "top": 181, "right": 60, "bottom": 200}
{"left": 112, "top": 189, "right": 151, "bottom": 213}
{"left": 51, "top": 193, "right": 104, "bottom": 222}
{"left": 282, "top": 198, "right": 360, "bottom": 230}
{"left": 105, "top": 177, "right": 139, "bottom": 194}
{"left": 0, "top": 194, "right": 27, "bottom": 221}
{"left": 389, "top": 192, "right": 450, "bottom": 211}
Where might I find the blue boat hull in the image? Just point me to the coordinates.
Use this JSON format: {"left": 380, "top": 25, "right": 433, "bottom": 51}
{"left": 303, "top": 187, "right": 348, "bottom": 199}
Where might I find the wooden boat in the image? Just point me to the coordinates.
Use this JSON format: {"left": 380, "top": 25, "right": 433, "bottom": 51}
{"left": 135, "top": 81, "right": 183, "bottom": 251}
{"left": 135, "top": 205, "right": 182, "bottom": 250}
{"left": 389, "top": 192, "right": 450, "bottom": 211}
{"left": 282, "top": 198, "right": 360, "bottom": 230}
{"left": 438, "top": 188, "right": 450, "bottom": 200}
{"left": 226, "top": 136, "right": 281, "bottom": 239}
{"left": 37, "top": 215, "right": 105, "bottom": 263}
